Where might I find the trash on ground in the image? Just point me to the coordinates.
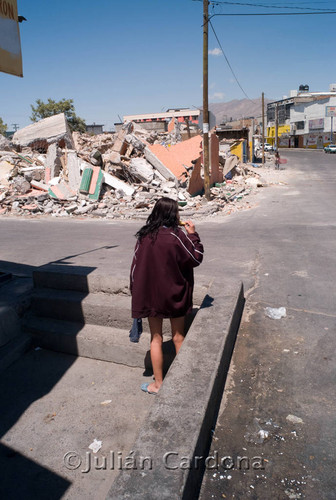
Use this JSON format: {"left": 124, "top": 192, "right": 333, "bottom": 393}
{"left": 244, "top": 418, "right": 271, "bottom": 444}
{"left": 100, "top": 400, "right": 112, "bottom": 405}
{"left": 286, "top": 414, "right": 304, "bottom": 424}
{"left": 88, "top": 438, "right": 102, "bottom": 453}
{"left": 265, "top": 306, "right": 287, "bottom": 319}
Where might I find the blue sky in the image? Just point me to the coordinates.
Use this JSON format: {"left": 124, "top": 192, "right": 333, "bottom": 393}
{"left": 1, "top": 0, "right": 335, "bottom": 131}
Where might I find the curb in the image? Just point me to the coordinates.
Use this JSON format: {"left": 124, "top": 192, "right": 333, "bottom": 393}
{"left": 106, "top": 281, "right": 245, "bottom": 499}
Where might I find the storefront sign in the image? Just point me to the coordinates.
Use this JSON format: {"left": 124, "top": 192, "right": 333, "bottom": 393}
{"left": 0, "top": 0, "right": 23, "bottom": 77}
{"left": 308, "top": 118, "right": 324, "bottom": 131}
{"left": 326, "top": 106, "right": 336, "bottom": 117}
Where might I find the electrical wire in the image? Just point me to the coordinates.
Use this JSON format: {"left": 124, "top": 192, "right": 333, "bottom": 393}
{"left": 210, "top": 11, "right": 336, "bottom": 15}
{"left": 208, "top": 19, "right": 257, "bottom": 103}
{"left": 206, "top": 0, "right": 333, "bottom": 10}
{"left": 193, "top": 0, "right": 336, "bottom": 5}
{"left": 193, "top": 0, "right": 336, "bottom": 13}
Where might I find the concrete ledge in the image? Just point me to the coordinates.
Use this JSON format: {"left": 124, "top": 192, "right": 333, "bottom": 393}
{"left": 106, "top": 281, "right": 245, "bottom": 499}
{"left": 33, "top": 265, "right": 209, "bottom": 305}
{"left": 0, "top": 334, "right": 31, "bottom": 375}
{"left": 33, "top": 265, "right": 129, "bottom": 295}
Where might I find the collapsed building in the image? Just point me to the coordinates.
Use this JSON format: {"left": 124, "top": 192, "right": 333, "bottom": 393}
{"left": 0, "top": 113, "right": 269, "bottom": 219}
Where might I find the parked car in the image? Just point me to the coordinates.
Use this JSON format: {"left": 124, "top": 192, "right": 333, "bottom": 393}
{"left": 324, "top": 144, "right": 336, "bottom": 153}
{"left": 264, "top": 143, "right": 274, "bottom": 152}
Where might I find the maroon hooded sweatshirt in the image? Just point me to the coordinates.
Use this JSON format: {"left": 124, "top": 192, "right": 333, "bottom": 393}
{"left": 130, "top": 226, "right": 204, "bottom": 318}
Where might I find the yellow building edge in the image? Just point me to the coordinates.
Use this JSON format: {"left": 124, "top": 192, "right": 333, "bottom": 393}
{"left": 230, "top": 140, "right": 243, "bottom": 161}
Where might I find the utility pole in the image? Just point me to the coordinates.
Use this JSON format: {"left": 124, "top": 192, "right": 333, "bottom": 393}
{"left": 275, "top": 102, "right": 279, "bottom": 152}
{"left": 203, "top": 0, "right": 210, "bottom": 200}
{"left": 12, "top": 123, "right": 19, "bottom": 131}
{"left": 185, "top": 117, "right": 191, "bottom": 139}
{"left": 262, "top": 92, "right": 265, "bottom": 165}
{"left": 331, "top": 115, "right": 334, "bottom": 143}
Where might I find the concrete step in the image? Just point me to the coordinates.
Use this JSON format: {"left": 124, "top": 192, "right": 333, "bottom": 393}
{"left": 31, "top": 288, "right": 132, "bottom": 329}
{"left": 33, "top": 265, "right": 130, "bottom": 295}
{"left": 32, "top": 265, "right": 210, "bottom": 306}
{"left": 25, "top": 316, "right": 175, "bottom": 368}
{"left": 31, "top": 288, "right": 200, "bottom": 334}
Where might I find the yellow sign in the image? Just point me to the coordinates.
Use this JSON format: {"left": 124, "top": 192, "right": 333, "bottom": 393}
{"left": 0, "top": 0, "right": 23, "bottom": 77}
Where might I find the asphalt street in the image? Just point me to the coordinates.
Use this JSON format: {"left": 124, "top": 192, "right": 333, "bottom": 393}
{"left": 200, "top": 150, "right": 336, "bottom": 500}
{"left": 0, "top": 150, "right": 335, "bottom": 499}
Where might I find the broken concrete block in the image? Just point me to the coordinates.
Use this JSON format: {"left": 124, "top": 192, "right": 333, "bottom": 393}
{"left": 31, "top": 180, "right": 48, "bottom": 192}
{"left": 144, "top": 147, "right": 176, "bottom": 181}
{"left": 0, "top": 161, "right": 14, "bottom": 186}
{"left": 79, "top": 168, "right": 93, "bottom": 194}
{"left": 45, "top": 143, "right": 62, "bottom": 180}
{"left": 90, "top": 149, "right": 103, "bottom": 166}
{"left": 65, "top": 204, "right": 78, "bottom": 213}
{"left": 72, "top": 131, "right": 81, "bottom": 151}
{"left": 21, "top": 203, "right": 39, "bottom": 212}
{"left": 12, "top": 113, "right": 75, "bottom": 149}
{"left": 76, "top": 204, "right": 96, "bottom": 215}
{"left": 49, "top": 176, "right": 61, "bottom": 186}
{"left": 187, "top": 157, "right": 203, "bottom": 196}
{"left": 111, "top": 130, "right": 128, "bottom": 155}
{"left": 89, "top": 167, "right": 104, "bottom": 201}
{"left": 222, "top": 155, "right": 239, "bottom": 178}
{"left": 125, "top": 134, "right": 145, "bottom": 152}
{"left": 102, "top": 171, "right": 135, "bottom": 196}
{"left": 0, "top": 191, "right": 8, "bottom": 202}
{"left": 102, "top": 152, "right": 121, "bottom": 165}
{"left": 0, "top": 135, "right": 11, "bottom": 151}
{"left": 48, "top": 183, "right": 77, "bottom": 200}
{"left": 67, "top": 150, "right": 81, "bottom": 191}
{"left": 13, "top": 176, "right": 31, "bottom": 194}
{"left": 11, "top": 201, "right": 20, "bottom": 211}
{"left": 129, "top": 158, "right": 154, "bottom": 183}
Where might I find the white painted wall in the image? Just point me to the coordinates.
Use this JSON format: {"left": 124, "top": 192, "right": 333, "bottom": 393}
{"left": 291, "top": 96, "right": 336, "bottom": 135}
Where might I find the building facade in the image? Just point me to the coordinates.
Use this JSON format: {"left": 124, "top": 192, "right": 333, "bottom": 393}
{"left": 267, "top": 85, "right": 336, "bottom": 148}
{"left": 86, "top": 124, "right": 104, "bottom": 135}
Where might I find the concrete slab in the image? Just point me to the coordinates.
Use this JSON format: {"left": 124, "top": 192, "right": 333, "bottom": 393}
{"left": 144, "top": 147, "right": 176, "bottom": 181}
{"left": 45, "top": 143, "right": 62, "bottom": 179}
{"left": 12, "top": 113, "right": 74, "bottom": 149}
{"left": 67, "top": 150, "right": 81, "bottom": 191}
{"left": 0, "top": 349, "right": 156, "bottom": 499}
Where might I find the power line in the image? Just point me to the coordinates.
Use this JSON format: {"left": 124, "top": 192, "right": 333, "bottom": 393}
{"left": 210, "top": 11, "right": 336, "bottom": 15}
{"left": 193, "top": 0, "right": 336, "bottom": 12}
{"left": 193, "top": 0, "right": 336, "bottom": 5}
{"left": 205, "top": 0, "right": 333, "bottom": 10}
{"left": 208, "top": 19, "right": 256, "bottom": 103}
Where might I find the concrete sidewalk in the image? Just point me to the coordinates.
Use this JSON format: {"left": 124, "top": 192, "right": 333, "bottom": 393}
{"left": 0, "top": 348, "right": 155, "bottom": 499}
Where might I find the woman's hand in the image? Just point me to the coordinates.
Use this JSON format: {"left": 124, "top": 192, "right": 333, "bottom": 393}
{"left": 184, "top": 220, "right": 195, "bottom": 234}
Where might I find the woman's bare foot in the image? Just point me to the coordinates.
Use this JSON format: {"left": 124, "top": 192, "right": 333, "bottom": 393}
{"left": 147, "top": 382, "right": 161, "bottom": 393}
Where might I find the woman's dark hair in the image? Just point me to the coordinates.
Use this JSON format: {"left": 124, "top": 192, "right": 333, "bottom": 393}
{"left": 136, "top": 197, "right": 179, "bottom": 240}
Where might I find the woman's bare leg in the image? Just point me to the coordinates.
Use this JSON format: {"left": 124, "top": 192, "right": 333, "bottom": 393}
{"left": 170, "top": 316, "right": 185, "bottom": 354}
{"left": 148, "top": 317, "right": 163, "bottom": 392}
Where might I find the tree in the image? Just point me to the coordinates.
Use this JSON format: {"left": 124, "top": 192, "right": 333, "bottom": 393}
{"left": 30, "top": 98, "right": 86, "bottom": 133}
{"left": 0, "top": 117, "right": 7, "bottom": 136}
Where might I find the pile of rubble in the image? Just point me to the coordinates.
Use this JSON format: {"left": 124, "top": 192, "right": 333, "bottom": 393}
{"left": 0, "top": 113, "right": 268, "bottom": 219}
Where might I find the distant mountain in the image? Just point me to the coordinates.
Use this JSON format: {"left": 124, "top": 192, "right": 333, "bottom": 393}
{"left": 209, "top": 97, "right": 273, "bottom": 125}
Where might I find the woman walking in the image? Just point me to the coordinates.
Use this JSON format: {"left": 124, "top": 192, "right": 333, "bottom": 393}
{"left": 130, "top": 197, "right": 204, "bottom": 394}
